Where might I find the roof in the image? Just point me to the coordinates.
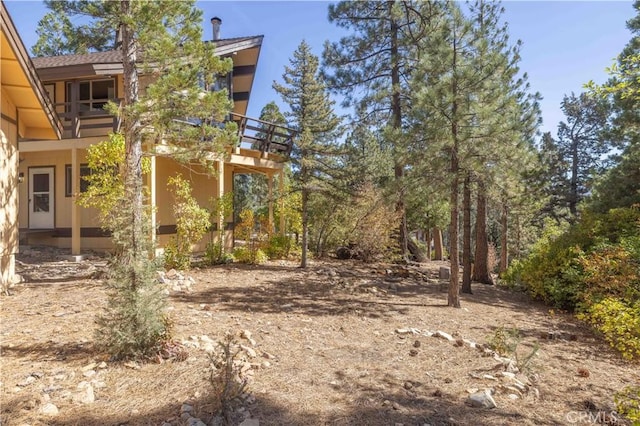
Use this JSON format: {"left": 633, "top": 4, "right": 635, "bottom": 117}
{"left": 31, "top": 36, "right": 264, "bottom": 69}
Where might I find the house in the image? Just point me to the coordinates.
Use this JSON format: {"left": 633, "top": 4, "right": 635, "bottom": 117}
{"left": 14, "top": 16, "right": 294, "bottom": 256}
{"left": 1, "top": 1, "right": 63, "bottom": 287}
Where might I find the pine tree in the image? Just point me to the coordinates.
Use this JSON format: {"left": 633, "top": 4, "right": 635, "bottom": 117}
{"left": 556, "top": 92, "right": 612, "bottom": 219}
{"left": 31, "top": 1, "right": 116, "bottom": 56}
{"left": 273, "top": 41, "right": 341, "bottom": 268}
{"left": 35, "top": 0, "right": 235, "bottom": 359}
{"left": 323, "top": 1, "right": 438, "bottom": 260}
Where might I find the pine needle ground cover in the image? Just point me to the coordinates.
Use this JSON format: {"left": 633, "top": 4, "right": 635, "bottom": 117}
{"left": 1, "top": 258, "right": 638, "bottom": 425}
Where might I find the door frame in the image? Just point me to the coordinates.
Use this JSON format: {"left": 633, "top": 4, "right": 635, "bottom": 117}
{"left": 28, "top": 166, "right": 55, "bottom": 229}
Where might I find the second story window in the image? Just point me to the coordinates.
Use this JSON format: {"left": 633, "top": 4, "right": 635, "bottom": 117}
{"left": 66, "top": 79, "right": 115, "bottom": 113}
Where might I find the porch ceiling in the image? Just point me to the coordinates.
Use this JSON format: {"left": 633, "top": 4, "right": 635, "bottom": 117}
{"left": 0, "top": 5, "right": 62, "bottom": 140}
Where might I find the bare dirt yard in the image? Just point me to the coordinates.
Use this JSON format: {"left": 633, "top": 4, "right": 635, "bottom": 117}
{"left": 1, "top": 248, "right": 638, "bottom": 426}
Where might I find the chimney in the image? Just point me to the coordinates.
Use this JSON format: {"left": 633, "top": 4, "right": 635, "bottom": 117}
{"left": 211, "top": 17, "right": 222, "bottom": 41}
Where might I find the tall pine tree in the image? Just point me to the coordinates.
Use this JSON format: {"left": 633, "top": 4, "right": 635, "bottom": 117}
{"left": 273, "top": 41, "right": 341, "bottom": 267}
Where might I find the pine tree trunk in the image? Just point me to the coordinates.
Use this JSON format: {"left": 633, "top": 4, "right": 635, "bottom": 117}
{"left": 472, "top": 179, "right": 494, "bottom": 285}
{"left": 425, "top": 228, "right": 431, "bottom": 260}
{"left": 449, "top": 159, "right": 460, "bottom": 307}
{"left": 433, "top": 228, "right": 443, "bottom": 260}
{"left": 462, "top": 174, "right": 472, "bottom": 294}
{"left": 569, "top": 138, "right": 579, "bottom": 219}
{"left": 500, "top": 203, "right": 508, "bottom": 274}
{"left": 390, "top": 1, "right": 408, "bottom": 260}
{"left": 120, "top": 0, "right": 144, "bottom": 276}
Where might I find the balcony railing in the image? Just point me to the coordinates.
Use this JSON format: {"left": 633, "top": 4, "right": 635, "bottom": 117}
{"left": 51, "top": 101, "right": 295, "bottom": 159}
{"left": 52, "top": 99, "right": 122, "bottom": 139}
{"left": 232, "top": 113, "right": 295, "bottom": 157}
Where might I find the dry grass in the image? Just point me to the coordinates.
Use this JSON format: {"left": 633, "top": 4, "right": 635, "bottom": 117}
{"left": 1, "top": 258, "right": 638, "bottom": 425}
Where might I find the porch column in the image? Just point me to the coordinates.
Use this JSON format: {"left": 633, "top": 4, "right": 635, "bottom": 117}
{"left": 71, "top": 147, "right": 81, "bottom": 254}
{"left": 149, "top": 154, "right": 157, "bottom": 247}
{"left": 279, "top": 170, "right": 285, "bottom": 237}
{"left": 267, "top": 172, "right": 274, "bottom": 234}
{"left": 217, "top": 159, "right": 225, "bottom": 247}
{"left": 70, "top": 81, "right": 80, "bottom": 138}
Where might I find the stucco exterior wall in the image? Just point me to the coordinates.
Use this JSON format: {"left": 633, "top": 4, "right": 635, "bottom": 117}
{"left": 1, "top": 88, "right": 19, "bottom": 287}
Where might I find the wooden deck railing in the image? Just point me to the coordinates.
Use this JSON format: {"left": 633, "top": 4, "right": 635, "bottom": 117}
{"left": 49, "top": 101, "right": 295, "bottom": 158}
{"left": 231, "top": 113, "right": 295, "bottom": 157}
{"left": 52, "top": 99, "right": 121, "bottom": 138}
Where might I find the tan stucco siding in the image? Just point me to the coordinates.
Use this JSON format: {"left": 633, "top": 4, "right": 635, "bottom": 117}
{"left": 17, "top": 149, "right": 101, "bottom": 230}
{"left": 1, "top": 89, "right": 19, "bottom": 287}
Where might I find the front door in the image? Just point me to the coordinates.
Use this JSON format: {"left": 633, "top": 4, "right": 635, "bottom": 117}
{"left": 29, "top": 167, "right": 54, "bottom": 229}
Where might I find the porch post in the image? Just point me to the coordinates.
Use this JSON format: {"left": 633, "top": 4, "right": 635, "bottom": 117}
{"left": 217, "top": 159, "right": 225, "bottom": 247}
{"left": 267, "top": 172, "right": 274, "bottom": 234}
{"left": 70, "top": 81, "right": 80, "bottom": 139}
{"left": 279, "top": 170, "right": 285, "bottom": 237}
{"left": 149, "top": 154, "right": 157, "bottom": 248}
{"left": 71, "top": 147, "right": 81, "bottom": 255}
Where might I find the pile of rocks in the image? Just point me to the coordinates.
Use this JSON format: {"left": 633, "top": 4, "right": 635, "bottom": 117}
{"left": 395, "top": 326, "right": 539, "bottom": 409}
{"left": 157, "top": 269, "right": 196, "bottom": 293}
{"left": 11, "top": 361, "right": 108, "bottom": 418}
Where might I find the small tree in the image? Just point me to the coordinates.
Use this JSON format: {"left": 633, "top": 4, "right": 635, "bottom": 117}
{"left": 164, "top": 175, "right": 210, "bottom": 270}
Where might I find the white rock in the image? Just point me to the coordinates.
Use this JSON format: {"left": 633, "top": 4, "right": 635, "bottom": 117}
{"left": 200, "top": 335, "right": 214, "bottom": 343}
{"left": 239, "top": 419, "right": 260, "bottom": 426}
{"left": 40, "top": 402, "right": 59, "bottom": 415}
{"left": 73, "top": 382, "right": 95, "bottom": 404}
{"left": 82, "top": 363, "right": 97, "bottom": 371}
{"left": 507, "top": 393, "right": 519, "bottom": 400}
{"left": 241, "top": 345, "right": 257, "bottom": 358}
{"left": 500, "top": 372, "right": 516, "bottom": 379}
{"left": 82, "top": 370, "right": 96, "bottom": 378}
{"left": 97, "top": 362, "right": 108, "bottom": 369}
{"left": 463, "top": 339, "right": 476, "bottom": 348}
{"left": 468, "top": 390, "right": 497, "bottom": 409}
{"left": 434, "top": 330, "right": 455, "bottom": 341}
{"left": 482, "top": 374, "right": 498, "bottom": 381}
{"left": 181, "top": 403, "right": 194, "bottom": 413}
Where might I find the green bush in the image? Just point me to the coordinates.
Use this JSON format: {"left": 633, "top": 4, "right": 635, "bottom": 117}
{"left": 233, "top": 246, "right": 268, "bottom": 265}
{"left": 205, "top": 240, "right": 234, "bottom": 265}
{"left": 579, "top": 298, "right": 640, "bottom": 361}
{"left": 503, "top": 207, "right": 640, "bottom": 361}
{"left": 615, "top": 385, "right": 640, "bottom": 423}
{"left": 165, "top": 175, "right": 210, "bottom": 270}
{"left": 265, "top": 235, "right": 293, "bottom": 259}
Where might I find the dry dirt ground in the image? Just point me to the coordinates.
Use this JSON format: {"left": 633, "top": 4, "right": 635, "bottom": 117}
{"left": 1, "top": 249, "right": 638, "bottom": 426}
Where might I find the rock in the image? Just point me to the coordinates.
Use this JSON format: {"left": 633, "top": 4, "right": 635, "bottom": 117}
{"left": 403, "top": 381, "right": 413, "bottom": 390}
{"left": 181, "top": 403, "right": 194, "bottom": 413}
{"left": 395, "top": 328, "right": 413, "bottom": 335}
{"left": 409, "top": 349, "right": 418, "bottom": 357}
{"left": 166, "top": 269, "right": 178, "bottom": 278}
{"left": 123, "top": 361, "right": 140, "bottom": 370}
{"left": 40, "top": 402, "right": 59, "bottom": 415}
{"left": 468, "top": 390, "right": 497, "bottom": 409}
{"left": 434, "top": 330, "right": 455, "bottom": 342}
{"left": 482, "top": 374, "right": 498, "bottom": 381}
{"left": 241, "top": 330, "right": 257, "bottom": 346}
{"left": 18, "top": 375, "right": 37, "bottom": 387}
{"left": 413, "top": 340, "right": 421, "bottom": 348}
{"left": 466, "top": 388, "right": 479, "bottom": 394}
{"left": 439, "top": 267, "right": 450, "bottom": 279}
{"left": 187, "top": 418, "right": 207, "bottom": 426}
{"left": 239, "top": 419, "right": 260, "bottom": 426}
{"left": 82, "top": 370, "right": 96, "bottom": 378}
{"left": 500, "top": 372, "right": 516, "bottom": 380}
{"left": 392, "top": 401, "right": 401, "bottom": 410}
{"left": 82, "top": 362, "right": 97, "bottom": 371}
{"left": 507, "top": 394, "right": 519, "bottom": 400}
{"left": 261, "top": 361, "right": 271, "bottom": 368}
{"left": 241, "top": 345, "right": 257, "bottom": 358}
{"left": 73, "top": 382, "right": 95, "bottom": 404}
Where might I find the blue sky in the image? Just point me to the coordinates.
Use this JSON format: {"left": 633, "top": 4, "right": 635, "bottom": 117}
{"left": 4, "top": 1, "right": 634, "bottom": 137}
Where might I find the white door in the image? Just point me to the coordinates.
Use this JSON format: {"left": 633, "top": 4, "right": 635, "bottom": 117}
{"left": 29, "top": 167, "right": 54, "bottom": 229}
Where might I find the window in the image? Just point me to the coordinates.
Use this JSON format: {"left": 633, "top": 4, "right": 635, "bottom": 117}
{"left": 65, "top": 164, "right": 91, "bottom": 197}
{"left": 66, "top": 79, "right": 115, "bottom": 112}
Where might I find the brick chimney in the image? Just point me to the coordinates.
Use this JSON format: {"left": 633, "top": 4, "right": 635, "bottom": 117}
{"left": 211, "top": 17, "right": 222, "bottom": 41}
